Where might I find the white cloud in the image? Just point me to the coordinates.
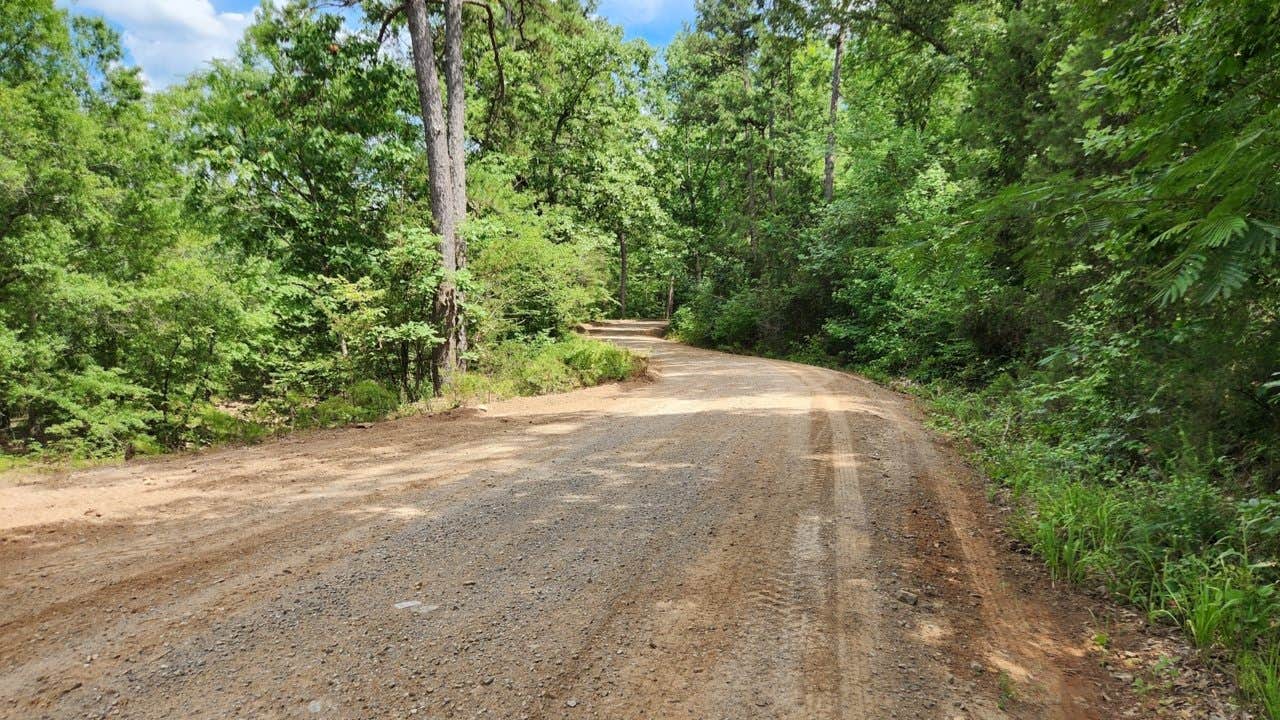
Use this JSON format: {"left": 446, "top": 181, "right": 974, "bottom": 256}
{"left": 64, "top": 0, "right": 258, "bottom": 88}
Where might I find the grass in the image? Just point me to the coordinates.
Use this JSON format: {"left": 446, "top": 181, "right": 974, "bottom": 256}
{"left": 1092, "top": 630, "right": 1110, "bottom": 649}
{"left": 1240, "top": 645, "right": 1280, "bottom": 719}
{"left": 0, "top": 453, "right": 33, "bottom": 473}
{"left": 0, "top": 451, "right": 123, "bottom": 477}
{"left": 919, "top": 383, "right": 1280, "bottom": 717}
{"left": 997, "top": 671, "right": 1018, "bottom": 710}
{"left": 444, "top": 335, "right": 646, "bottom": 403}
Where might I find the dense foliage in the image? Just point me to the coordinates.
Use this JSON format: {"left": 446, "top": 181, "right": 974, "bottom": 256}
{"left": 658, "top": 0, "right": 1279, "bottom": 712}
{"left": 0, "top": 0, "right": 662, "bottom": 457}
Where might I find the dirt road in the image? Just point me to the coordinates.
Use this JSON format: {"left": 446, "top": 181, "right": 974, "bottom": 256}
{"left": 1, "top": 321, "right": 1128, "bottom": 719}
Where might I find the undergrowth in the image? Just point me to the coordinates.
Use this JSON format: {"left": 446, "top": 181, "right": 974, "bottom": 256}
{"left": 444, "top": 335, "right": 645, "bottom": 403}
{"left": 1, "top": 336, "right": 643, "bottom": 467}
{"left": 925, "top": 384, "right": 1280, "bottom": 717}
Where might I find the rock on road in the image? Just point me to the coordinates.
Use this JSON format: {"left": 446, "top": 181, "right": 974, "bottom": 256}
{"left": 1, "top": 321, "right": 1123, "bottom": 719}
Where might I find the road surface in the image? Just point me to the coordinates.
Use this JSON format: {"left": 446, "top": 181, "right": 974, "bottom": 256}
{"left": 1, "top": 321, "right": 1123, "bottom": 719}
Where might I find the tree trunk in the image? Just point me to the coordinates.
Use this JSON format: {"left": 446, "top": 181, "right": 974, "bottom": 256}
{"left": 443, "top": 0, "right": 468, "bottom": 369}
{"left": 406, "top": 0, "right": 466, "bottom": 390}
{"left": 740, "top": 51, "right": 757, "bottom": 262}
{"left": 665, "top": 275, "right": 675, "bottom": 319}
{"left": 617, "top": 230, "right": 628, "bottom": 317}
{"left": 444, "top": 0, "right": 466, "bottom": 219}
{"left": 766, "top": 73, "right": 776, "bottom": 207}
{"left": 823, "top": 26, "right": 845, "bottom": 203}
{"left": 406, "top": 0, "right": 456, "bottom": 242}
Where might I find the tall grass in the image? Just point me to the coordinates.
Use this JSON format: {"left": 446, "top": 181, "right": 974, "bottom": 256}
{"left": 927, "top": 386, "right": 1280, "bottom": 717}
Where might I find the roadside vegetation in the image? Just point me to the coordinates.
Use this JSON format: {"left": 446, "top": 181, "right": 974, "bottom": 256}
{"left": 138, "top": 336, "right": 643, "bottom": 456}
{"left": 658, "top": 0, "right": 1279, "bottom": 714}
{"left": 0, "top": 1, "right": 659, "bottom": 461}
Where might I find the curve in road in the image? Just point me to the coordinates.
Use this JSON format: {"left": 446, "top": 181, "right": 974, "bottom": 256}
{"left": 0, "top": 321, "right": 1125, "bottom": 719}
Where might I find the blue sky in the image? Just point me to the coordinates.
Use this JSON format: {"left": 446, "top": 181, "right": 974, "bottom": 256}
{"left": 60, "top": 0, "right": 696, "bottom": 88}
{"left": 599, "top": 0, "right": 696, "bottom": 47}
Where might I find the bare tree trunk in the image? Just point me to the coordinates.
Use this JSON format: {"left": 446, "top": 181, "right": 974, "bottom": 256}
{"left": 743, "top": 69, "right": 757, "bottom": 262}
{"left": 745, "top": 145, "right": 757, "bottom": 264}
{"left": 665, "top": 275, "right": 675, "bottom": 319}
{"left": 444, "top": 0, "right": 466, "bottom": 219}
{"left": 766, "top": 73, "right": 776, "bottom": 207}
{"left": 406, "top": 0, "right": 462, "bottom": 388}
{"left": 617, "top": 230, "right": 628, "bottom": 317}
{"left": 407, "top": 0, "right": 455, "bottom": 240}
{"left": 443, "top": 0, "right": 468, "bottom": 368}
{"left": 823, "top": 26, "right": 845, "bottom": 203}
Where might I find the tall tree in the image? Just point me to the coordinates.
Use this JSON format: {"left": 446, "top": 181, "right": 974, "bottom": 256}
{"left": 822, "top": 23, "right": 844, "bottom": 202}
{"left": 404, "top": 0, "right": 466, "bottom": 386}
{"left": 617, "top": 230, "right": 628, "bottom": 315}
{"left": 443, "top": 0, "right": 466, "bottom": 219}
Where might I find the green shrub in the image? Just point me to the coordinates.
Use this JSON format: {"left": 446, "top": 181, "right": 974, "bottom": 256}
{"left": 668, "top": 306, "right": 709, "bottom": 344}
{"left": 128, "top": 435, "right": 165, "bottom": 456}
{"left": 710, "top": 289, "right": 761, "bottom": 348}
{"left": 1240, "top": 494, "right": 1280, "bottom": 560}
{"left": 669, "top": 281, "right": 765, "bottom": 350}
{"left": 514, "top": 350, "right": 577, "bottom": 395}
{"left": 468, "top": 210, "right": 611, "bottom": 341}
{"left": 556, "top": 336, "right": 637, "bottom": 384}
{"left": 443, "top": 372, "right": 505, "bottom": 406}
{"left": 182, "top": 405, "right": 272, "bottom": 446}
{"left": 1135, "top": 475, "right": 1234, "bottom": 561}
{"left": 348, "top": 380, "right": 399, "bottom": 420}
{"left": 469, "top": 336, "right": 642, "bottom": 399}
{"left": 295, "top": 381, "right": 399, "bottom": 428}
{"left": 309, "top": 397, "right": 360, "bottom": 427}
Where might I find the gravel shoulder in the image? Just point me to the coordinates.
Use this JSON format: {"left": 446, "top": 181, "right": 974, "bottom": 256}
{"left": 1, "top": 321, "right": 1143, "bottom": 719}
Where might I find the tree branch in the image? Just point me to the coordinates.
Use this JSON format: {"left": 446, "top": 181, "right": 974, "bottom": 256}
{"left": 471, "top": 1, "right": 505, "bottom": 149}
{"left": 371, "top": 0, "right": 504, "bottom": 150}
{"left": 376, "top": 3, "right": 406, "bottom": 44}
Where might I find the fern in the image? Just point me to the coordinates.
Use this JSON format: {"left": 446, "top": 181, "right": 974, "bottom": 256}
{"left": 1155, "top": 218, "right": 1277, "bottom": 304}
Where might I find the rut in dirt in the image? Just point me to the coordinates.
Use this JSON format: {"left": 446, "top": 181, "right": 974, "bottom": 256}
{"left": 0, "top": 320, "right": 1129, "bottom": 719}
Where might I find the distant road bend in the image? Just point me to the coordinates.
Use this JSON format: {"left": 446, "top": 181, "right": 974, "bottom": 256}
{"left": 1, "top": 320, "right": 1120, "bottom": 719}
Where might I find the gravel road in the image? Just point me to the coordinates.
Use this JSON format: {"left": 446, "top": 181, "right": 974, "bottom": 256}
{"left": 1, "top": 321, "right": 1130, "bottom": 719}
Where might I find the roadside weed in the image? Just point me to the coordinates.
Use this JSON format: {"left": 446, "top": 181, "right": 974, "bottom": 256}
{"left": 1240, "top": 645, "right": 1280, "bottom": 720}
{"left": 926, "top": 383, "right": 1280, "bottom": 716}
{"left": 997, "top": 671, "right": 1017, "bottom": 710}
{"left": 1091, "top": 631, "right": 1110, "bottom": 649}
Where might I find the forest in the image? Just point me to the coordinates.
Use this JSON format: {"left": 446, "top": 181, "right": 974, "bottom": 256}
{"left": 1, "top": 0, "right": 1277, "bottom": 714}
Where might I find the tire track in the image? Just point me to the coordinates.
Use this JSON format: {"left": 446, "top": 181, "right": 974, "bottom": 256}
{"left": 0, "top": 322, "right": 1132, "bottom": 719}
